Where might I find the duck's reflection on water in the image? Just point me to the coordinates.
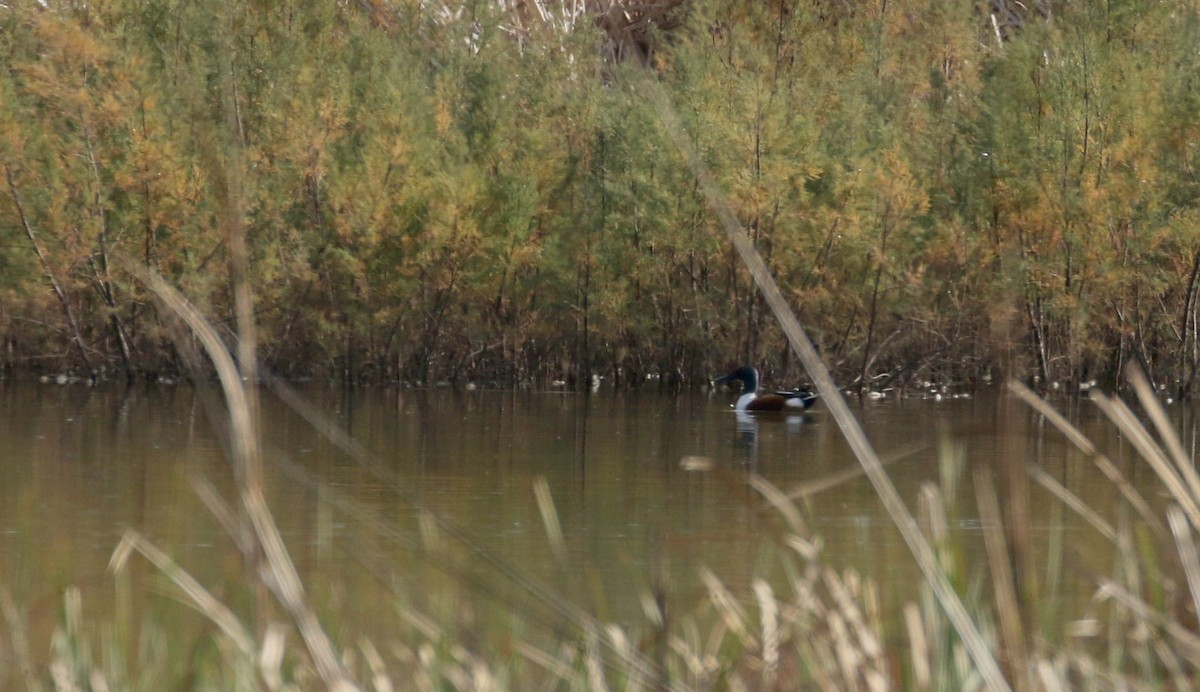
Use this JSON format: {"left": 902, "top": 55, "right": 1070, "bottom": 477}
{"left": 732, "top": 410, "right": 815, "bottom": 467}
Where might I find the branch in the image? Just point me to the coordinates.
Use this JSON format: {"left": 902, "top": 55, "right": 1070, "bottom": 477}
{"left": 3, "top": 164, "right": 97, "bottom": 379}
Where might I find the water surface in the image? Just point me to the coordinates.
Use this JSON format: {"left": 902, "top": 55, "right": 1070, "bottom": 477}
{"left": 0, "top": 382, "right": 1186, "bottom": 667}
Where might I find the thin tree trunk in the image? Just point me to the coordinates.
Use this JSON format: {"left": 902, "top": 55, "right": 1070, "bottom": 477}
{"left": 577, "top": 247, "right": 592, "bottom": 387}
{"left": 859, "top": 209, "right": 892, "bottom": 395}
{"left": 81, "top": 116, "right": 138, "bottom": 380}
{"left": 860, "top": 262, "right": 886, "bottom": 394}
{"left": 1027, "top": 293, "right": 1049, "bottom": 385}
{"left": 1178, "top": 245, "right": 1200, "bottom": 396}
{"left": 4, "top": 165, "right": 97, "bottom": 380}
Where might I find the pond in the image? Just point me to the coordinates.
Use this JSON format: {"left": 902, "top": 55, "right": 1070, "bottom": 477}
{"left": 0, "top": 381, "right": 1189, "bottom": 674}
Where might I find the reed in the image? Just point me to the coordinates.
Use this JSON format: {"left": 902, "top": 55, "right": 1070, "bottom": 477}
{"left": 13, "top": 361, "right": 1200, "bottom": 688}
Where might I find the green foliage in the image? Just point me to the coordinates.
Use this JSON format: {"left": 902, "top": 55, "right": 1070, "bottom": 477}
{"left": 2, "top": 0, "right": 1200, "bottom": 391}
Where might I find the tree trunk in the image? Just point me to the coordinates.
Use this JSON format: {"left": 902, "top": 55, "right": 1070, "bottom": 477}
{"left": 4, "top": 165, "right": 97, "bottom": 380}
{"left": 82, "top": 117, "right": 139, "bottom": 380}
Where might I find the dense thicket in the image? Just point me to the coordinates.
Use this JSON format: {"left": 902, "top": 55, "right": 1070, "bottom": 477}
{"left": 2, "top": 0, "right": 1199, "bottom": 393}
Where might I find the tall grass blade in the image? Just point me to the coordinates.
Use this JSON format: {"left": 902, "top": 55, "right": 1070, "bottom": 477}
{"left": 1154, "top": 637, "right": 1191, "bottom": 690}
{"left": 786, "top": 443, "right": 922, "bottom": 500}
{"left": 752, "top": 579, "right": 779, "bottom": 687}
{"left": 1034, "top": 660, "right": 1066, "bottom": 692}
{"left": 1091, "top": 389, "right": 1200, "bottom": 529}
{"left": 1168, "top": 505, "right": 1200, "bottom": 638}
{"left": 974, "top": 468, "right": 1029, "bottom": 689}
{"left": 1097, "top": 579, "right": 1200, "bottom": 659}
{"left": 1113, "top": 513, "right": 1154, "bottom": 676}
{"left": 110, "top": 530, "right": 255, "bottom": 658}
{"left": 605, "top": 625, "right": 644, "bottom": 690}
{"left": 533, "top": 477, "right": 568, "bottom": 564}
{"left": 917, "top": 482, "right": 955, "bottom": 590}
{"left": 585, "top": 625, "right": 609, "bottom": 692}
{"left": 136, "top": 269, "right": 358, "bottom": 691}
{"left": 748, "top": 474, "right": 808, "bottom": 538}
{"left": 516, "top": 640, "right": 575, "bottom": 683}
{"left": 1008, "top": 381, "right": 1165, "bottom": 538}
{"left": 903, "top": 602, "right": 931, "bottom": 689}
{"left": 1, "top": 588, "right": 38, "bottom": 690}
{"left": 1027, "top": 465, "right": 1118, "bottom": 544}
{"left": 359, "top": 639, "right": 393, "bottom": 692}
{"left": 823, "top": 568, "right": 883, "bottom": 665}
{"left": 259, "top": 623, "right": 287, "bottom": 691}
{"left": 1129, "top": 366, "right": 1200, "bottom": 513}
{"left": 698, "top": 567, "right": 752, "bottom": 646}
{"left": 191, "top": 477, "right": 255, "bottom": 557}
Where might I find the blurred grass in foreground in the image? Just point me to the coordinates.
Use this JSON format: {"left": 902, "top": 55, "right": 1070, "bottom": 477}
{"left": 4, "top": 371, "right": 1200, "bottom": 689}
{"left": 5, "top": 263, "right": 1200, "bottom": 689}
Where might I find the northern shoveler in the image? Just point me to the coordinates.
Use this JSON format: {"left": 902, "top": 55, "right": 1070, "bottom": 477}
{"left": 714, "top": 366, "right": 818, "bottom": 413}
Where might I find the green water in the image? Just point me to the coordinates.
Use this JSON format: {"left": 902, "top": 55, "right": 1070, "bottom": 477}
{"left": 0, "top": 382, "right": 1186, "bottom": 673}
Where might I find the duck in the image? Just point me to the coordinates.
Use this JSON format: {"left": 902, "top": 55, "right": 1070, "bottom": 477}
{"left": 713, "top": 366, "right": 818, "bottom": 413}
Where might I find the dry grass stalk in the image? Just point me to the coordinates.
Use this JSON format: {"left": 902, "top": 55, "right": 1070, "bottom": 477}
{"left": 904, "top": 602, "right": 932, "bottom": 688}
{"left": 786, "top": 443, "right": 922, "bottom": 500}
{"left": 398, "top": 605, "right": 443, "bottom": 643}
{"left": 1, "top": 587, "right": 39, "bottom": 690}
{"left": 914, "top": 483, "right": 956, "bottom": 683}
{"left": 749, "top": 474, "right": 809, "bottom": 538}
{"left": 699, "top": 567, "right": 753, "bottom": 648}
{"left": 110, "top": 529, "right": 255, "bottom": 658}
{"left": 827, "top": 611, "right": 864, "bottom": 688}
{"left": 822, "top": 568, "right": 882, "bottom": 665}
{"left": 533, "top": 476, "right": 568, "bottom": 564}
{"left": 666, "top": 633, "right": 707, "bottom": 683}
{"left": 702, "top": 619, "right": 730, "bottom": 677}
{"left": 974, "top": 468, "right": 1029, "bottom": 689}
{"left": 1090, "top": 389, "right": 1200, "bottom": 529}
{"left": 917, "top": 483, "right": 952, "bottom": 575}
{"left": 1007, "top": 380, "right": 1165, "bottom": 538}
{"left": 268, "top": 428, "right": 675, "bottom": 690}
{"left": 1014, "top": 373, "right": 1200, "bottom": 681}
{"left": 793, "top": 635, "right": 834, "bottom": 689}
{"left": 1026, "top": 465, "right": 1118, "bottom": 544}
{"left": 605, "top": 625, "right": 646, "bottom": 689}
{"left": 640, "top": 590, "right": 665, "bottom": 630}
{"left": 466, "top": 659, "right": 499, "bottom": 691}
{"left": 49, "top": 587, "right": 90, "bottom": 691}
{"left": 1114, "top": 512, "right": 1153, "bottom": 672}
{"left": 1033, "top": 659, "right": 1067, "bottom": 692}
{"left": 516, "top": 640, "right": 576, "bottom": 682}
{"left": 138, "top": 270, "right": 358, "bottom": 691}
{"left": 359, "top": 639, "right": 393, "bottom": 692}
{"left": 1155, "top": 637, "right": 1191, "bottom": 689}
{"left": 1097, "top": 579, "right": 1200, "bottom": 660}
{"left": 191, "top": 477, "right": 256, "bottom": 557}
{"left": 782, "top": 534, "right": 823, "bottom": 562}
{"left": 752, "top": 579, "right": 779, "bottom": 687}
{"left": 584, "top": 625, "right": 609, "bottom": 691}
{"left": 749, "top": 561, "right": 893, "bottom": 689}
{"left": 1169, "top": 505, "right": 1200, "bottom": 634}
{"left": 49, "top": 660, "right": 80, "bottom": 692}
{"left": 259, "top": 622, "right": 288, "bottom": 691}
{"left": 1128, "top": 367, "right": 1200, "bottom": 505}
